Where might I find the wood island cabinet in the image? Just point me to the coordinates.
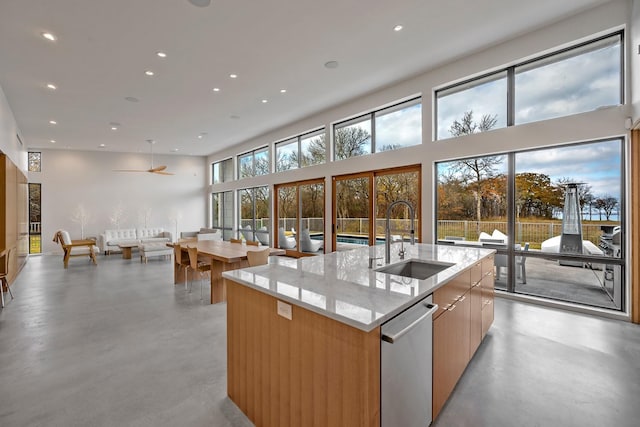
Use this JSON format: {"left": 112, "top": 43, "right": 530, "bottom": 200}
{"left": 225, "top": 252, "right": 495, "bottom": 426}
{"left": 433, "top": 255, "right": 494, "bottom": 420}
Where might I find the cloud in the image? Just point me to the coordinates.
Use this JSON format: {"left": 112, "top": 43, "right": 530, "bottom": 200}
{"left": 376, "top": 103, "right": 422, "bottom": 149}
{"left": 515, "top": 140, "right": 622, "bottom": 196}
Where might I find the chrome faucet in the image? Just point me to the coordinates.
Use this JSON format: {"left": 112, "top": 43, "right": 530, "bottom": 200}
{"left": 385, "top": 200, "right": 415, "bottom": 264}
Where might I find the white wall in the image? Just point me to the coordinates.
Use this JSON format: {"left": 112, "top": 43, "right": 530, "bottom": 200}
{"left": 31, "top": 149, "right": 207, "bottom": 254}
{"left": 206, "top": 0, "right": 633, "bottom": 248}
{"left": 0, "top": 85, "right": 27, "bottom": 173}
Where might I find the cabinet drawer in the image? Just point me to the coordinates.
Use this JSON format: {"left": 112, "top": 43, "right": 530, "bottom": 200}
{"left": 434, "top": 269, "right": 471, "bottom": 319}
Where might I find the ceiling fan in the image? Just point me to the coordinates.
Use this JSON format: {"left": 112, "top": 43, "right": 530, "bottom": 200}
{"left": 114, "top": 140, "right": 174, "bottom": 175}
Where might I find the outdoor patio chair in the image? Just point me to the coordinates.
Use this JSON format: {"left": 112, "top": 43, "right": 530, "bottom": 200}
{"left": 278, "top": 227, "right": 296, "bottom": 249}
{"left": 516, "top": 242, "right": 530, "bottom": 284}
{"left": 300, "top": 228, "right": 323, "bottom": 253}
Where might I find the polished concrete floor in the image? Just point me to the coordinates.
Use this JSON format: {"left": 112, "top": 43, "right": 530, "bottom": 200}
{"left": 1, "top": 254, "right": 639, "bottom": 427}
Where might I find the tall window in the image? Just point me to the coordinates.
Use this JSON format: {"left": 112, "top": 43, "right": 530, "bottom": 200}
{"left": 211, "top": 191, "right": 234, "bottom": 240}
{"left": 275, "top": 179, "right": 325, "bottom": 255}
{"left": 238, "top": 147, "right": 269, "bottom": 179}
{"left": 334, "top": 98, "right": 422, "bottom": 160}
{"left": 333, "top": 166, "right": 421, "bottom": 249}
{"left": 435, "top": 138, "right": 625, "bottom": 312}
{"left": 275, "top": 129, "right": 326, "bottom": 172}
{"left": 436, "top": 32, "right": 623, "bottom": 139}
{"left": 28, "top": 152, "right": 41, "bottom": 172}
{"left": 514, "top": 34, "right": 622, "bottom": 124}
{"left": 29, "top": 183, "right": 41, "bottom": 254}
{"left": 238, "top": 186, "right": 270, "bottom": 242}
{"left": 212, "top": 158, "right": 233, "bottom": 184}
{"left": 436, "top": 73, "right": 508, "bottom": 140}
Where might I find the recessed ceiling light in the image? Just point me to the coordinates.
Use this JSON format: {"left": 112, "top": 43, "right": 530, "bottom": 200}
{"left": 280, "top": 89, "right": 287, "bottom": 93}
{"left": 324, "top": 61, "right": 339, "bottom": 69}
{"left": 261, "top": 99, "right": 268, "bottom": 103}
{"left": 188, "top": 0, "right": 211, "bottom": 7}
{"left": 171, "top": 148, "right": 179, "bottom": 152}
{"left": 198, "top": 135, "right": 203, "bottom": 139}
{"left": 145, "top": 70, "right": 154, "bottom": 76}
{"left": 50, "top": 140, "right": 56, "bottom": 143}
{"left": 98, "top": 144, "right": 106, "bottom": 148}
{"left": 156, "top": 51, "right": 167, "bottom": 58}
{"left": 125, "top": 96, "right": 139, "bottom": 102}
{"left": 111, "top": 126, "right": 118, "bottom": 131}
{"left": 229, "top": 74, "right": 238, "bottom": 79}
{"left": 212, "top": 87, "right": 220, "bottom": 92}
{"left": 46, "top": 83, "right": 57, "bottom": 90}
{"left": 394, "top": 24, "right": 403, "bottom": 32}
{"left": 42, "top": 32, "right": 56, "bottom": 41}
{"left": 49, "top": 120, "right": 57, "bottom": 125}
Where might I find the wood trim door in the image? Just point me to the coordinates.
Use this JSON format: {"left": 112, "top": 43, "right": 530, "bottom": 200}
{"left": 631, "top": 129, "right": 639, "bottom": 324}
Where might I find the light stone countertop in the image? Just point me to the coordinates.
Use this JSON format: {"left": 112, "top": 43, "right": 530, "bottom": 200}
{"left": 222, "top": 243, "right": 495, "bottom": 332}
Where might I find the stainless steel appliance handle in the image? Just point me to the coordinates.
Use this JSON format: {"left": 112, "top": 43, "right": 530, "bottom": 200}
{"left": 381, "top": 303, "right": 439, "bottom": 344}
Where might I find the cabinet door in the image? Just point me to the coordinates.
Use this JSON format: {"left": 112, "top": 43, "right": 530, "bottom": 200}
{"left": 433, "top": 293, "right": 470, "bottom": 419}
{"left": 481, "top": 257, "right": 495, "bottom": 338}
{"left": 469, "top": 282, "right": 483, "bottom": 357}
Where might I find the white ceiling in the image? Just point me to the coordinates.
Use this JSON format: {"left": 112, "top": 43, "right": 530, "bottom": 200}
{"left": 0, "top": 0, "right": 611, "bottom": 156}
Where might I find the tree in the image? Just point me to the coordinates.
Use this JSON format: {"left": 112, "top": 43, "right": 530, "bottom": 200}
{"left": 334, "top": 126, "right": 370, "bottom": 160}
{"left": 449, "top": 110, "right": 497, "bottom": 136}
{"left": 515, "top": 173, "right": 563, "bottom": 219}
{"left": 448, "top": 111, "right": 502, "bottom": 230}
{"left": 595, "top": 195, "right": 618, "bottom": 221}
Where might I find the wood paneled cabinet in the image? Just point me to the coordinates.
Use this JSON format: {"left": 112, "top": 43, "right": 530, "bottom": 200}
{"left": 481, "top": 255, "right": 495, "bottom": 337}
{"left": 0, "top": 154, "right": 28, "bottom": 286}
{"left": 433, "top": 255, "right": 494, "bottom": 420}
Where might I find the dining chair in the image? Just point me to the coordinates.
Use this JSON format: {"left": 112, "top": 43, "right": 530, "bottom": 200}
{"left": 173, "top": 244, "right": 190, "bottom": 289}
{"left": 230, "top": 238, "right": 242, "bottom": 244}
{"left": 187, "top": 246, "right": 212, "bottom": 300}
{"left": 1, "top": 248, "right": 15, "bottom": 308}
{"left": 245, "top": 240, "right": 259, "bottom": 246}
{"left": 247, "top": 248, "right": 270, "bottom": 267}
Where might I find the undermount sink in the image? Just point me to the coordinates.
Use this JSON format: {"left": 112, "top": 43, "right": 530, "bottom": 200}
{"left": 376, "top": 259, "right": 454, "bottom": 280}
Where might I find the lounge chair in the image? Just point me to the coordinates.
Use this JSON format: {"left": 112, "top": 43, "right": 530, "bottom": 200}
{"left": 300, "top": 228, "right": 323, "bottom": 253}
{"left": 278, "top": 227, "right": 296, "bottom": 249}
{"left": 256, "top": 226, "right": 270, "bottom": 246}
{"left": 239, "top": 225, "right": 253, "bottom": 242}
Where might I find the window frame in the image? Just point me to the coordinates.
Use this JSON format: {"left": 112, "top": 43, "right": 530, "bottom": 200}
{"left": 434, "top": 31, "right": 624, "bottom": 139}
{"left": 212, "top": 157, "right": 234, "bottom": 184}
{"left": 237, "top": 146, "right": 270, "bottom": 179}
{"left": 275, "top": 128, "right": 326, "bottom": 172}
{"left": 333, "top": 97, "right": 422, "bottom": 161}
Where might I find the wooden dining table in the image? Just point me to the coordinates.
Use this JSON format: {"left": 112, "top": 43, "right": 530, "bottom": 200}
{"left": 171, "top": 240, "right": 285, "bottom": 304}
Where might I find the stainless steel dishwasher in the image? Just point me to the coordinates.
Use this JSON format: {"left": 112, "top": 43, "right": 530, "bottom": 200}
{"left": 381, "top": 295, "right": 438, "bottom": 427}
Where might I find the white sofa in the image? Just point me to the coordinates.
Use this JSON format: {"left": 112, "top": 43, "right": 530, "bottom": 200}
{"left": 98, "top": 228, "right": 172, "bottom": 255}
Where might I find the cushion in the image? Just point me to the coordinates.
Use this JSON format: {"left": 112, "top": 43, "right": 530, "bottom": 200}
{"left": 107, "top": 239, "right": 138, "bottom": 246}
{"left": 137, "top": 228, "right": 165, "bottom": 239}
{"left": 139, "top": 243, "right": 171, "bottom": 252}
{"left": 60, "top": 230, "right": 72, "bottom": 245}
{"left": 140, "top": 237, "right": 170, "bottom": 244}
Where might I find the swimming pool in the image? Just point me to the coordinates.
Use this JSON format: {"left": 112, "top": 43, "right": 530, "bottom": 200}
{"left": 336, "top": 235, "right": 385, "bottom": 245}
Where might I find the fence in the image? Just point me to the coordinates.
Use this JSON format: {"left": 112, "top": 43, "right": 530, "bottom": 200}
{"left": 437, "top": 220, "right": 617, "bottom": 248}
{"left": 237, "top": 218, "right": 616, "bottom": 247}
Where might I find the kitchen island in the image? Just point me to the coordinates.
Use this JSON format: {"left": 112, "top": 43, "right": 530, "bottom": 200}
{"left": 222, "top": 243, "right": 495, "bottom": 426}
